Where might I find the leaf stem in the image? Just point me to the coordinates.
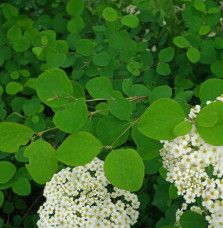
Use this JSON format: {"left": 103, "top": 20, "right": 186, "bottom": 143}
{"left": 89, "top": 109, "right": 109, "bottom": 116}
{"left": 5, "top": 112, "right": 26, "bottom": 121}
{"left": 108, "top": 115, "right": 142, "bottom": 149}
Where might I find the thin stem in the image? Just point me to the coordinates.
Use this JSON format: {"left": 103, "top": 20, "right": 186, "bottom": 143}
{"left": 89, "top": 109, "right": 109, "bottom": 116}
{"left": 86, "top": 98, "right": 114, "bottom": 102}
{"left": 31, "top": 127, "right": 58, "bottom": 140}
{"left": 79, "top": 58, "right": 93, "bottom": 71}
{"left": 5, "top": 112, "right": 25, "bottom": 121}
{"left": 21, "top": 195, "right": 43, "bottom": 222}
{"left": 108, "top": 115, "right": 142, "bottom": 149}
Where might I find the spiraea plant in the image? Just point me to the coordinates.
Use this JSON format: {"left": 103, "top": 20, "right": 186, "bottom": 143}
{"left": 0, "top": 0, "right": 223, "bottom": 227}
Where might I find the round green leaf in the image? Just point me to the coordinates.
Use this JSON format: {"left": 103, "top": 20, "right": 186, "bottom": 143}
{"left": 173, "top": 36, "right": 190, "bottom": 48}
{"left": 186, "top": 47, "right": 200, "bottom": 63}
{"left": 12, "top": 178, "right": 31, "bottom": 196}
{"left": 196, "top": 111, "right": 219, "bottom": 127}
{"left": 149, "top": 85, "right": 172, "bottom": 104}
{"left": 56, "top": 131, "right": 103, "bottom": 166}
{"left": 0, "top": 191, "right": 4, "bottom": 208}
{"left": 13, "top": 36, "right": 30, "bottom": 52}
{"left": 131, "top": 125, "right": 162, "bottom": 160}
{"left": 6, "top": 82, "right": 23, "bottom": 95}
{"left": 180, "top": 211, "right": 208, "bottom": 228}
{"left": 121, "top": 15, "right": 139, "bottom": 28}
{"left": 3, "top": 201, "right": 14, "bottom": 214}
{"left": 199, "top": 25, "right": 210, "bottom": 36}
{"left": 104, "top": 149, "right": 144, "bottom": 191}
{"left": 0, "top": 122, "right": 34, "bottom": 153}
{"left": 109, "top": 97, "right": 132, "bottom": 120}
{"left": 138, "top": 98, "right": 186, "bottom": 140}
{"left": 211, "top": 60, "right": 223, "bottom": 78}
{"left": 0, "top": 161, "right": 16, "bottom": 184}
{"left": 199, "top": 78, "right": 223, "bottom": 104}
{"left": 75, "top": 39, "right": 95, "bottom": 56}
{"left": 156, "top": 63, "right": 171, "bottom": 76}
{"left": 2, "top": 3, "right": 18, "bottom": 19}
{"left": 196, "top": 102, "right": 223, "bottom": 145}
{"left": 86, "top": 76, "right": 112, "bottom": 99}
{"left": 158, "top": 47, "right": 175, "bottom": 63}
{"left": 53, "top": 98, "right": 88, "bottom": 133}
{"left": 93, "top": 51, "right": 110, "bottom": 66}
{"left": 66, "top": 0, "right": 84, "bottom": 17}
{"left": 24, "top": 139, "right": 58, "bottom": 184}
{"left": 7, "top": 25, "right": 22, "bottom": 41}
{"left": 102, "top": 7, "right": 118, "bottom": 22}
{"left": 46, "top": 51, "right": 66, "bottom": 68}
{"left": 96, "top": 116, "right": 130, "bottom": 147}
{"left": 36, "top": 68, "right": 73, "bottom": 107}
{"left": 67, "top": 16, "right": 84, "bottom": 34}
{"left": 173, "top": 121, "right": 192, "bottom": 136}
{"left": 194, "top": 0, "right": 206, "bottom": 12}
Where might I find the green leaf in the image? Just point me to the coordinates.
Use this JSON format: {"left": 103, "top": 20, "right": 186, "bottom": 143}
{"left": 169, "top": 184, "right": 179, "bottom": 199}
{"left": 2, "top": 3, "right": 18, "bottom": 19}
{"left": 211, "top": 60, "right": 223, "bottom": 78}
{"left": 0, "top": 122, "right": 34, "bottom": 153}
{"left": 102, "top": 7, "right": 118, "bottom": 22}
{"left": 122, "top": 79, "right": 133, "bottom": 96}
{"left": 194, "top": 0, "right": 206, "bottom": 12}
{"left": 24, "top": 139, "right": 58, "bottom": 184}
{"left": 149, "top": 85, "right": 172, "bottom": 104}
{"left": 158, "top": 47, "right": 175, "bottom": 63}
{"left": 109, "top": 97, "right": 132, "bottom": 120}
{"left": 186, "top": 47, "right": 200, "bottom": 63}
{"left": 121, "top": 15, "right": 139, "bottom": 28}
{"left": 36, "top": 68, "right": 73, "bottom": 107}
{"left": 156, "top": 63, "right": 171, "bottom": 76}
{"left": 5, "top": 82, "right": 23, "bottom": 95}
{"left": 13, "top": 36, "right": 30, "bottom": 52}
{"left": 96, "top": 116, "right": 130, "bottom": 147}
{"left": 32, "top": 47, "right": 43, "bottom": 56}
{"left": 56, "top": 131, "right": 103, "bottom": 166}
{"left": 104, "top": 149, "right": 144, "bottom": 191}
{"left": 208, "top": 8, "right": 220, "bottom": 14}
{"left": 7, "top": 25, "right": 22, "bottom": 41}
{"left": 12, "top": 178, "right": 31, "bottom": 196}
{"left": 75, "top": 39, "right": 95, "bottom": 56}
{"left": 173, "top": 36, "right": 190, "bottom": 48}
{"left": 180, "top": 211, "right": 207, "bottom": 228}
{"left": 86, "top": 77, "right": 112, "bottom": 99}
{"left": 199, "top": 25, "right": 210, "bottom": 36}
{"left": 66, "top": 0, "right": 84, "bottom": 17}
{"left": 173, "top": 121, "right": 192, "bottom": 136}
{"left": 0, "top": 191, "right": 4, "bottom": 208}
{"left": 196, "top": 111, "right": 219, "bottom": 127}
{"left": 199, "top": 78, "right": 223, "bottom": 103}
{"left": 0, "top": 162, "right": 16, "bottom": 184}
{"left": 67, "top": 16, "right": 84, "bottom": 34}
{"left": 196, "top": 101, "right": 223, "bottom": 146}
{"left": 131, "top": 125, "right": 162, "bottom": 160}
{"left": 138, "top": 98, "right": 185, "bottom": 140}
{"left": 53, "top": 98, "right": 88, "bottom": 133}
{"left": 46, "top": 51, "right": 66, "bottom": 68}
{"left": 93, "top": 51, "right": 110, "bottom": 66}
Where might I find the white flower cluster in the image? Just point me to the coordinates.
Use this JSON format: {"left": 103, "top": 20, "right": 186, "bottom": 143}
{"left": 125, "top": 5, "right": 140, "bottom": 15}
{"left": 160, "top": 96, "right": 223, "bottom": 228}
{"left": 37, "top": 157, "right": 140, "bottom": 228}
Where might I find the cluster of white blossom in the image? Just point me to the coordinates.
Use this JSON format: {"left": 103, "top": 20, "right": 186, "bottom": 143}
{"left": 125, "top": 5, "right": 140, "bottom": 15}
{"left": 37, "top": 157, "right": 140, "bottom": 228}
{"left": 160, "top": 96, "right": 223, "bottom": 227}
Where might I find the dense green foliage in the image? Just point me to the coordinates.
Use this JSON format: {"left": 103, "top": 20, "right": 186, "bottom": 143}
{"left": 1, "top": 0, "right": 223, "bottom": 227}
